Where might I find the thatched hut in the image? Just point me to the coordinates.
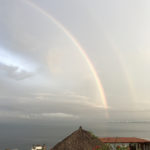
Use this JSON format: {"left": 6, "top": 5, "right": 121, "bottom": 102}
{"left": 51, "top": 126, "right": 104, "bottom": 150}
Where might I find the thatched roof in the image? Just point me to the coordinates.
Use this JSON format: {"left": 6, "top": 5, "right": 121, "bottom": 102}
{"left": 51, "top": 126, "right": 103, "bottom": 150}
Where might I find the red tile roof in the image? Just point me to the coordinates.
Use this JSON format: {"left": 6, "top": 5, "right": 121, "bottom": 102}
{"left": 100, "top": 137, "right": 150, "bottom": 143}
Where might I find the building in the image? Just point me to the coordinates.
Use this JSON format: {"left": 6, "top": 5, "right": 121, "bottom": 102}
{"left": 51, "top": 126, "right": 103, "bottom": 150}
{"left": 31, "top": 144, "right": 46, "bottom": 150}
{"left": 100, "top": 137, "right": 150, "bottom": 150}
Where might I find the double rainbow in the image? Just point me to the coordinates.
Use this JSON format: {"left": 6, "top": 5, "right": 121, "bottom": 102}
{"left": 22, "top": 0, "right": 109, "bottom": 110}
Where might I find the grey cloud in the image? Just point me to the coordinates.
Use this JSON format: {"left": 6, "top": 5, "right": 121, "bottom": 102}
{"left": 0, "top": 110, "right": 78, "bottom": 120}
{"left": 0, "top": 92, "right": 108, "bottom": 123}
{"left": 105, "top": 120, "right": 150, "bottom": 124}
{"left": 0, "top": 62, "right": 33, "bottom": 80}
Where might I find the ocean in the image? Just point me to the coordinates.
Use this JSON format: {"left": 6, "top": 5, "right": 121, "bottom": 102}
{"left": 0, "top": 122, "right": 150, "bottom": 150}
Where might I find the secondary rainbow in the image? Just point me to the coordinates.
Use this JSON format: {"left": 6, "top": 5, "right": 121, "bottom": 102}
{"left": 22, "top": 0, "right": 108, "bottom": 109}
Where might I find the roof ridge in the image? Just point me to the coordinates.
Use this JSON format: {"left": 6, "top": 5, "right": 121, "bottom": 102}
{"left": 99, "top": 137, "right": 150, "bottom": 143}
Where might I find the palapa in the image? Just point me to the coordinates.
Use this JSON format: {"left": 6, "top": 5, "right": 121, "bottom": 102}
{"left": 51, "top": 126, "right": 104, "bottom": 150}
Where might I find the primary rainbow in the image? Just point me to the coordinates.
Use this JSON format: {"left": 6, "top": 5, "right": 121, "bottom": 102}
{"left": 22, "top": 0, "right": 109, "bottom": 109}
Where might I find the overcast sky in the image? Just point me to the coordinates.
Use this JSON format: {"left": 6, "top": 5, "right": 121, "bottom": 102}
{"left": 0, "top": 0, "right": 150, "bottom": 149}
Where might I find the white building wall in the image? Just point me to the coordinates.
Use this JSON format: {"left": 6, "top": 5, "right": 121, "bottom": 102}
{"left": 32, "top": 146, "right": 43, "bottom": 150}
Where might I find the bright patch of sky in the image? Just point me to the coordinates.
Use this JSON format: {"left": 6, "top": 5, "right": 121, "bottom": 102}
{"left": 0, "top": 47, "right": 35, "bottom": 72}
